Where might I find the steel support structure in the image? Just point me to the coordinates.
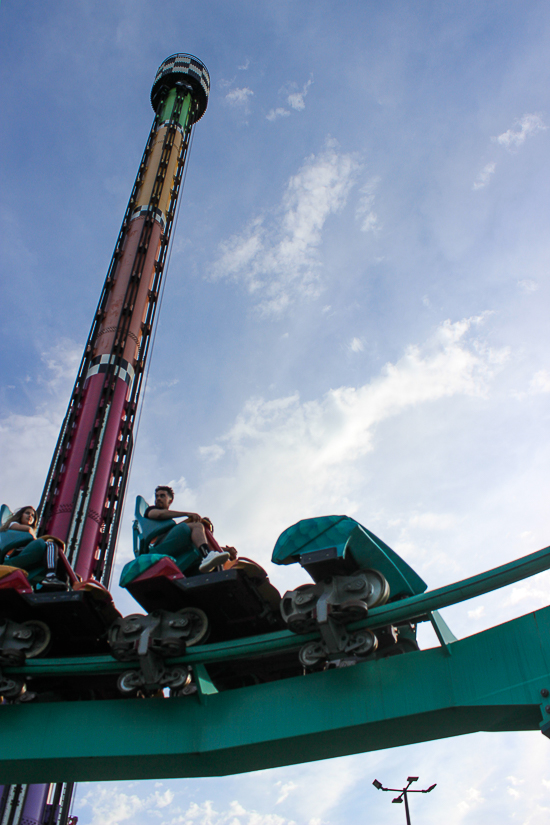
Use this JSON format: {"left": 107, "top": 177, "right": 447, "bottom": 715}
{"left": 38, "top": 54, "right": 209, "bottom": 586}
{"left": 1, "top": 544, "right": 550, "bottom": 782}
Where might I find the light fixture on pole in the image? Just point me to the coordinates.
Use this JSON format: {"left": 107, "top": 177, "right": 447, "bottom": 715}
{"left": 372, "top": 776, "right": 436, "bottom": 825}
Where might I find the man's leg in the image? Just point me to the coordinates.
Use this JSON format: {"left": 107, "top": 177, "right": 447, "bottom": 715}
{"left": 188, "top": 523, "right": 230, "bottom": 573}
{"left": 155, "top": 522, "right": 202, "bottom": 574}
{"left": 156, "top": 522, "right": 230, "bottom": 574}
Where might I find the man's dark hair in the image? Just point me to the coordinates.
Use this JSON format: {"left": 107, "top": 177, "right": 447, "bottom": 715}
{"left": 155, "top": 485, "right": 174, "bottom": 501}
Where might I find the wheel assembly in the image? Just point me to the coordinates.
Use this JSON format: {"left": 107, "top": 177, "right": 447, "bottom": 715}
{"left": 117, "top": 670, "right": 142, "bottom": 695}
{"left": 22, "top": 620, "right": 52, "bottom": 658}
{"left": 299, "top": 641, "right": 326, "bottom": 668}
{"left": 361, "top": 569, "right": 390, "bottom": 608}
{"left": 177, "top": 607, "right": 209, "bottom": 646}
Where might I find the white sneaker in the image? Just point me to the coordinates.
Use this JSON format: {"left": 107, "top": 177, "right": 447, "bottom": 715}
{"left": 199, "top": 549, "right": 230, "bottom": 573}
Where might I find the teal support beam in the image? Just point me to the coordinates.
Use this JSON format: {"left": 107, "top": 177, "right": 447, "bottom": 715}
{"left": 429, "top": 610, "right": 458, "bottom": 654}
{"left": 1, "top": 605, "right": 550, "bottom": 783}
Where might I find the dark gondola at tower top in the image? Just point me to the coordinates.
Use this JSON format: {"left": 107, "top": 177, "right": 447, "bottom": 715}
{"left": 151, "top": 53, "right": 210, "bottom": 122}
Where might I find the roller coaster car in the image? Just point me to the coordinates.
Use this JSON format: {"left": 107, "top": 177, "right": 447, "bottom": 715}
{"left": 110, "top": 498, "right": 287, "bottom": 695}
{"left": 121, "top": 496, "right": 284, "bottom": 642}
{"left": 272, "top": 515, "right": 428, "bottom": 668}
{"left": 0, "top": 504, "right": 120, "bottom": 693}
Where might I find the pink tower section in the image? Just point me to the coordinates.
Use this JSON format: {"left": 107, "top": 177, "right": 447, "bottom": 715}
{"left": 46, "top": 216, "right": 162, "bottom": 580}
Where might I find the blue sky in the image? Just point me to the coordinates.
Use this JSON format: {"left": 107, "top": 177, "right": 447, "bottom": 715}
{"left": 2, "top": 1, "right": 550, "bottom": 822}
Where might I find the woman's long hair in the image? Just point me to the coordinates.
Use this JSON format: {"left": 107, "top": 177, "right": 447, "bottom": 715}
{"left": 0, "top": 506, "right": 37, "bottom": 533}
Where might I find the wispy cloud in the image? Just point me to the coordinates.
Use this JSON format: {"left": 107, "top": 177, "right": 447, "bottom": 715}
{"left": 275, "top": 781, "right": 297, "bottom": 804}
{"left": 266, "top": 107, "right": 291, "bottom": 121}
{"left": 518, "top": 278, "right": 538, "bottom": 293}
{"left": 0, "top": 341, "right": 81, "bottom": 506}
{"left": 238, "top": 59, "right": 250, "bottom": 71}
{"left": 267, "top": 77, "right": 313, "bottom": 122}
{"left": 529, "top": 370, "right": 550, "bottom": 394}
{"left": 225, "top": 87, "right": 254, "bottom": 108}
{"left": 355, "top": 177, "right": 381, "bottom": 231}
{"left": 287, "top": 78, "right": 313, "bottom": 111}
{"left": 473, "top": 113, "right": 546, "bottom": 190}
{"left": 199, "top": 316, "right": 508, "bottom": 558}
{"left": 473, "top": 161, "right": 496, "bottom": 190}
{"left": 494, "top": 113, "right": 547, "bottom": 151}
{"left": 212, "top": 141, "right": 360, "bottom": 315}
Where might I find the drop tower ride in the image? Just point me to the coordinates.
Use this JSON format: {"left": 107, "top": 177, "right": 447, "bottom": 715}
{"left": 0, "top": 53, "right": 209, "bottom": 825}
{"left": 39, "top": 53, "right": 210, "bottom": 585}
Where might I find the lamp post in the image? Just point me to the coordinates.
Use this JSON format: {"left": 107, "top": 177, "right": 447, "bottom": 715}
{"left": 373, "top": 777, "right": 436, "bottom": 825}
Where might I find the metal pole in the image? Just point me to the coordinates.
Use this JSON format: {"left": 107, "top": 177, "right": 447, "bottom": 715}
{"left": 403, "top": 791, "right": 411, "bottom": 825}
{"left": 372, "top": 777, "right": 435, "bottom": 821}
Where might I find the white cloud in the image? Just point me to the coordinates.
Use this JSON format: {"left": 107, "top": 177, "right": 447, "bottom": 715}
{"left": 167, "top": 800, "right": 295, "bottom": 825}
{"left": 350, "top": 337, "right": 364, "bottom": 352}
{"left": 518, "top": 278, "right": 539, "bottom": 293}
{"left": 154, "top": 789, "right": 175, "bottom": 808}
{"left": 266, "top": 107, "right": 290, "bottom": 121}
{"left": 408, "top": 512, "right": 457, "bottom": 530}
{"left": 494, "top": 113, "right": 547, "bottom": 151}
{"left": 238, "top": 59, "right": 250, "bottom": 71}
{"left": 457, "top": 786, "right": 485, "bottom": 815}
{"left": 504, "top": 577, "right": 550, "bottom": 608}
{"left": 81, "top": 786, "right": 146, "bottom": 825}
{"left": 199, "top": 316, "right": 508, "bottom": 557}
{"left": 468, "top": 605, "right": 485, "bottom": 619}
{"left": 199, "top": 444, "right": 226, "bottom": 461}
{"left": 225, "top": 87, "right": 254, "bottom": 108}
{"left": 355, "top": 177, "right": 381, "bottom": 231}
{"left": 473, "top": 161, "right": 496, "bottom": 190}
{"left": 0, "top": 341, "right": 81, "bottom": 506}
{"left": 267, "top": 78, "right": 313, "bottom": 121}
{"left": 275, "top": 781, "right": 297, "bottom": 804}
{"left": 529, "top": 370, "right": 550, "bottom": 394}
{"left": 287, "top": 78, "right": 313, "bottom": 111}
{"left": 212, "top": 141, "right": 360, "bottom": 315}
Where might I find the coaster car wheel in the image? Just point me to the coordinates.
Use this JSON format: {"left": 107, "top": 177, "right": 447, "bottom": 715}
{"left": 22, "top": 621, "right": 52, "bottom": 658}
{"left": 117, "top": 670, "right": 142, "bottom": 695}
{"left": 330, "top": 598, "right": 369, "bottom": 624}
{"left": 177, "top": 607, "right": 209, "bottom": 646}
{"left": 0, "top": 675, "right": 23, "bottom": 700}
{"left": 163, "top": 667, "right": 192, "bottom": 690}
{"left": 344, "top": 629, "right": 378, "bottom": 657}
{"left": 361, "top": 569, "right": 390, "bottom": 608}
{"left": 299, "top": 641, "right": 326, "bottom": 668}
{"left": 0, "top": 649, "right": 25, "bottom": 667}
{"left": 287, "top": 615, "right": 318, "bottom": 634}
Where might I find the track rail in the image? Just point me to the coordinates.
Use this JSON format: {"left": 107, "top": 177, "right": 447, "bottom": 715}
{"left": 5, "top": 543, "right": 550, "bottom": 678}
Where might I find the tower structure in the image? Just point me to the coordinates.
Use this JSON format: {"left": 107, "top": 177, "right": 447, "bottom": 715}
{"left": 36, "top": 54, "right": 209, "bottom": 587}
{"left": 0, "top": 53, "right": 209, "bottom": 825}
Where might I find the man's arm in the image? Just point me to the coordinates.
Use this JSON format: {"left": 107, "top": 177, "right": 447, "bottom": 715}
{"left": 146, "top": 508, "right": 202, "bottom": 521}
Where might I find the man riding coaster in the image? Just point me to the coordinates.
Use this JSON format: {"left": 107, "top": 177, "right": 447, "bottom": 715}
{"left": 144, "top": 486, "right": 236, "bottom": 573}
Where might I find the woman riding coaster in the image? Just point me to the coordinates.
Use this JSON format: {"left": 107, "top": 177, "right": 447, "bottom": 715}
{"left": 0, "top": 506, "right": 67, "bottom": 591}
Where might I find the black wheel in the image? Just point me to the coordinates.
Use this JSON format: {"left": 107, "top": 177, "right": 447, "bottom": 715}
{"left": 287, "top": 616, "right": 317, "bottom": 634}
{"left": 117, "top": 670, "right": 142, "bottom": 695}
{"left": 345, "top": 630, "right": 378, "bottom": 657}
{"left": 0, "top": 676, "right": 23, "bottom": 700}
{"left": 299, "top": 641, "right": 326, "bottom": 668}
{"left": 22, "top": 621, "right": 52, "bottom": 658}
{"left": 361, "top": 570, "right": 390, "bottom": 608}
{"left": 330, "top": 598, "right": 369, "bottom": 624}
{"left": 177, "top": 607, "right": 209, "bottom": 646}
{"left": 0, "top": 649, "right": 25, "bottom": 667}
{"left": 164, "top": 667, "right": 192, "bottom": 690}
